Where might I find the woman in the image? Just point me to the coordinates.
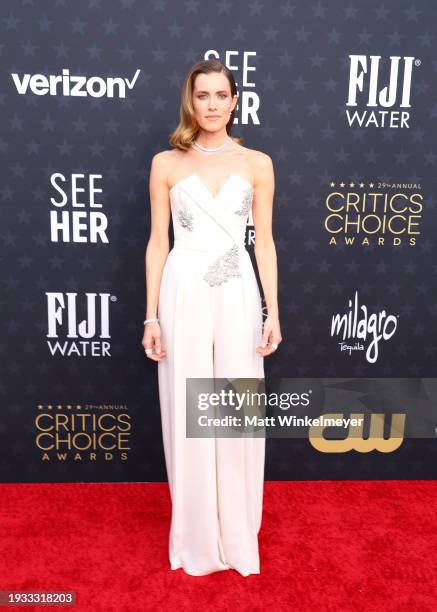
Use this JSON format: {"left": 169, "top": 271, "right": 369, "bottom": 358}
{"left": 142, "top": 58, "right": 281, "bottom": 576}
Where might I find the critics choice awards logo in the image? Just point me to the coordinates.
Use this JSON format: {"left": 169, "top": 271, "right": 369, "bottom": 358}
{"left": 323, "top": 180, "right": 423, "bottom": 247}
{"left": 35, "top": 403, "right": 131, "bottom": 462}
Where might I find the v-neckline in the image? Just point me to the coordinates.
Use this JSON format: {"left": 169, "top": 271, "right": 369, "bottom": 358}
{"left": 193, "top": 172, "right": 237, "bottom": 201}
{"left": 169, "top": 172, "right": 253, "bottom": 202}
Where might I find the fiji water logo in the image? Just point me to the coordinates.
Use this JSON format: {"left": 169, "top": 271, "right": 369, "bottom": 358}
{"left": 46, "top": 292, "right": 115, "bottom": 357}
{"left": 346, "top": 55, "right": 420, "bottom": 128}
{"left": 330, "top": 291, "right": 398, "bottom": 363}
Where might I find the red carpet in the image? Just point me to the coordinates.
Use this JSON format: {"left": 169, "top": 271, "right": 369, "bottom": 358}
{"left": 1, "top": 481, "right": 436, "bottom": 611}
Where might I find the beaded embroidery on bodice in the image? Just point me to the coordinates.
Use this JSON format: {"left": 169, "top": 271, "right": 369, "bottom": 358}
{"left": 169, "top": 172, "right": 254, "bottom": 287}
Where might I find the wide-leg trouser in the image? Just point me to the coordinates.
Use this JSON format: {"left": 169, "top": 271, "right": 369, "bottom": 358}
{"left": 157, "top": 246, "right": 265, "bottom": 576}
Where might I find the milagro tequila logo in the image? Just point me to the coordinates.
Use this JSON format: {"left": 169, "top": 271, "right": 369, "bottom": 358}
{"left": 346, "top": 55, "right": 420, "bottom": 128}
{"left": 331, "top": 291, "right": 398, "bottom": 363}
{"left": 46, "top": 292, "right": 114, "bottom": 356}
{"left": 11, "top": 68, "right": 141, "bottom": 98}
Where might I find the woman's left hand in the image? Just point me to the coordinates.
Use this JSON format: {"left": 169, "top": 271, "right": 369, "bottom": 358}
{"left": 256, "top": 313, "right": 282, "bottom": 357}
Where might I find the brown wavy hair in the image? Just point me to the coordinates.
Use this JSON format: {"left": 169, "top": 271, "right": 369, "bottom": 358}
{"left": 169, "top": 59, "right": 244, "bottom": 151}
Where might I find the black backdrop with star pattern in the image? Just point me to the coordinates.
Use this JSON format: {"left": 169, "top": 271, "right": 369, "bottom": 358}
{"left": 1, "top": 0, "right": 437, "bottom": 482}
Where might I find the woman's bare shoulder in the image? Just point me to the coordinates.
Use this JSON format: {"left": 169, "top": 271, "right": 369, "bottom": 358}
{"left": 151, "top": 148, "right": 182, "bottom": 165}
{"left": 236, "top": 143, "right": 272, "bottom": 166}
{"left": 152, "top": 149, "right": 187, "bottom": 173}
{"left": 240, "top": 147, "right": 273, "bottom": 182}
{"left": 150, "top": 149, "right": 187, "bottom": 184}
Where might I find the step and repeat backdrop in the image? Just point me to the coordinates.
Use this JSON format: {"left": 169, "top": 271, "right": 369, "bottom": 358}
{"left": 1, "top": 0, "right": 436, "bottom": 482}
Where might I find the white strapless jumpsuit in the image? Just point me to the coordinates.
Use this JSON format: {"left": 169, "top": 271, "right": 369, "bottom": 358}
{"left": 157, "top": 171, "right": 265, "bottom": 576}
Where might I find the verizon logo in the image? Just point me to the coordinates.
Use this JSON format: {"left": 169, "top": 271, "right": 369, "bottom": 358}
{"left": 11, "top": 68, "right": 141, "bottom": 98}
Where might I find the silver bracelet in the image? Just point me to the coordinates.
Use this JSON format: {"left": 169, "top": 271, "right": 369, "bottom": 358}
{"left": 143, "top": 317, "right": 159, "bottom": 325}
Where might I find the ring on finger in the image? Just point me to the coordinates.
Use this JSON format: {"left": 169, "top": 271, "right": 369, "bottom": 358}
{"left": 145, "top": 348, "right": 153, "bottom": 355}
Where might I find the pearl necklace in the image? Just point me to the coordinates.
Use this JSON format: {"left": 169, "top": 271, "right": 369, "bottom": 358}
{"left": 191, "top": 136, "right": 232, "bottom": 153}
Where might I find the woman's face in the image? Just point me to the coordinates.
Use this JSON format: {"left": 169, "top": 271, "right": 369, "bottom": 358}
{"left": 192, "top": 71, "right": 237, "bottom": 132}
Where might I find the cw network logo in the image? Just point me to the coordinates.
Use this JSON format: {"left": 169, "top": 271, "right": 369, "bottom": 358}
{"left": 11, "top": 68, "right": 141, "bottom": 98}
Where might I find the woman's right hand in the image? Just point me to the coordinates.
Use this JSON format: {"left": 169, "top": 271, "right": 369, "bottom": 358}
{"left": 142, "top": 322, "right": 167, "bottom": 361}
